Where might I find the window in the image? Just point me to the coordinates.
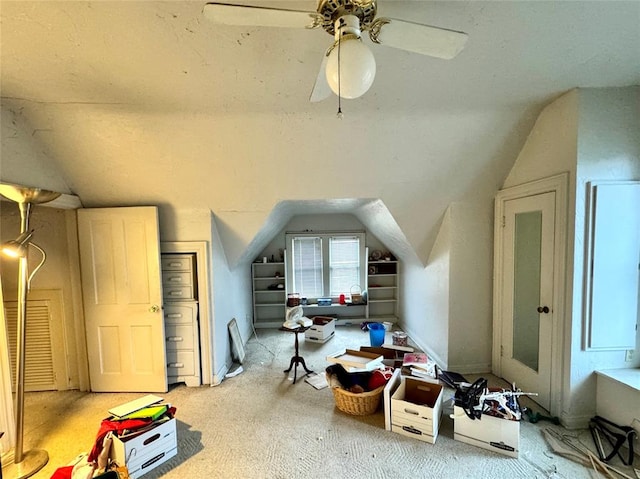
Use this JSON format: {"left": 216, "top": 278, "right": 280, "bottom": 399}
{"left": 286, "top": 232, "right": 366, "bottom": 300}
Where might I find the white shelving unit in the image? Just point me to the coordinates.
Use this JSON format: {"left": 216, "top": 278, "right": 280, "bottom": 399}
{"left": 366, "top": 260, "right": 399, "bottom": 321}
{"left": 251, "top": 254, "right": 399, "bottom": 328}
{"left": 252, "top": 261, "right": 286, "bottom": 328}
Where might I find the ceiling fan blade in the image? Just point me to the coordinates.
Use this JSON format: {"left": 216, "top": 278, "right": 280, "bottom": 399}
{"left": 309, "top": 51, "right": 332, "bottom": 103}
{"left": 371, "top": 18, "right": 468, "bottom": 59}
{"left": 203, "top": 2, "right": 319, "bottom": 29}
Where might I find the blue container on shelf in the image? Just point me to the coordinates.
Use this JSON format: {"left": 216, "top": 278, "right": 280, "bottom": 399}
{"left": 368, "top": 322, "right": 385, "bottom": 347}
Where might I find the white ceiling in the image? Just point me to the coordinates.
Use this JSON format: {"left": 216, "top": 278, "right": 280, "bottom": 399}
{"left": 1, "top": 1, "right": 639, "bottom": 263}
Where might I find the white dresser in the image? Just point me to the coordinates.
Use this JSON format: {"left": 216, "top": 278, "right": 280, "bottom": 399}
{"left": 161, "top": 253, "right": 201, "bottom": 387}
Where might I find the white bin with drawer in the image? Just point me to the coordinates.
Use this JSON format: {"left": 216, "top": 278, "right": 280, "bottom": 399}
{"left": 108, "top": 395, "right": 178, "bottom": 479}
{"left": 112, "top": 418, "right": 177, "bottom": 479}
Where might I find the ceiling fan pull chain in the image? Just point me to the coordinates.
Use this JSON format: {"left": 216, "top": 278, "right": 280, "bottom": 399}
{"left": 336, "top": 34, "right": 344, "bottom": 119}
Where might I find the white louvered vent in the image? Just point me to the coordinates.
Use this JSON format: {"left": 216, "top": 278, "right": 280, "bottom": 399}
{"left": 4, "top": 300, "right": 56, "bottom": 391}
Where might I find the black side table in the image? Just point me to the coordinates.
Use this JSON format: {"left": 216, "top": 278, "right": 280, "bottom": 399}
{"left": 279, "top": 326, "right": 313, "bottom": 384}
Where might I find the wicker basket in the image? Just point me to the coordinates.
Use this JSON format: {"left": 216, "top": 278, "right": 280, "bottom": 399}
{"left": 331, "top": 385, "right": 385, "bottom": 416}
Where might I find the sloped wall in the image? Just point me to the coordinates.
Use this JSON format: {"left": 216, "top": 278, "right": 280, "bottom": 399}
{"left": 0, "top": 105, "right": 72, "bottom": 194}
{"left": 403, "top": 207, "right": 452, "bottom": 368}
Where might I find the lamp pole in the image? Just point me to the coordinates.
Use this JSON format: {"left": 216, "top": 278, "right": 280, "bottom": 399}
{"left": 13, "top": 202, "right": 30, "bottom": 463}
{"left": 2, "top": 200, "right": 49, "bottom": 479}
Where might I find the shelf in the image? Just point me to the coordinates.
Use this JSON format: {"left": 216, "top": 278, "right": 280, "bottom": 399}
{"left": 368, "top": 286, "right": 397, "bottom": 289}
{"left": 255, "top": 303, "right": 286, "bottom": 307}
{"left": 369, "top": 299, "right": 397, "bottom": 304}
{"left": 302, "top": 304, "right": 366, "bottom": 309}
{"left": 253, "top": 262, "right": 284, "bottom": 265}
{"left": 253, "top": 276, "right": 284, "bottom": 280}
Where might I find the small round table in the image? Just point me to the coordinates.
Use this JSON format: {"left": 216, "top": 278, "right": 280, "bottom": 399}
{"left": 279, "top": 326, "right": 314, "bottom": 384}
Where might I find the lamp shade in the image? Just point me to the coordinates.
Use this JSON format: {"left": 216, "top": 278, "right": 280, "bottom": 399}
{"left": 1, "top": 230, "right": 33, "bottom": 258}
{"left": 325, "top": 36, "right": 376, "bottom": 99}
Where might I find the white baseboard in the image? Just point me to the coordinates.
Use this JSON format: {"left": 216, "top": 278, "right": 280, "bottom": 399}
{"left": 447, "top": 363, "right": 493, "bottom": 375}
{"left": 560, "top": 412, "right": 592, "bottom": 430}
{"left": 212, "top": 361, "right": 231, "bottom": 386}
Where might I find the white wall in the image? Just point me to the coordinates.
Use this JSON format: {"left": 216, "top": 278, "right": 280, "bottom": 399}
{"left": 566, "top": 86, "right": 640, "bottom": 424}
{"left": 448, "top": 202, "right": 494, "bottom": 372}
{"left": 403, "top": 207, "right": 451, "bottom": 368}
{"left": 402, "top": 201, "right": 494, "bottom": 373}
{"left": 210, "top": 214, "right": 253, "bottom": 384}
{"left": 501, "top": 86, "right": 640, "bottom": 426}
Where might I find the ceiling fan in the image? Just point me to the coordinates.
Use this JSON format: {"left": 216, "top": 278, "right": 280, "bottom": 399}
{"left": 203, "top": 0, "right": 468, "bottom": 102}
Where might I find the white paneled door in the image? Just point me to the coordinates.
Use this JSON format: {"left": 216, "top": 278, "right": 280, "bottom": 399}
{"left": 78, "top": 207, "right": 167, "bottom": 392}
{"left": 499, "top": 192, "right": 555, "bottom": 411}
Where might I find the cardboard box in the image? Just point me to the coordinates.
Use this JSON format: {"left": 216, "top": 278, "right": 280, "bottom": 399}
{"left": 391, "top": 378, "right": 443, "bottom": 444}
{"left": 305, "top": 316, "right": 335, "bottom": 343}
{"left": 326, "top": 349, "right": 384, "bottom": 372}
{"left": 452, "top": 405, "right": 520, "bottom": 458}
{"left": 108, "top": 395, "right": 178, "bottom": 479}
{"left": 383, "top": 368, "right": 402, "bottom": 431}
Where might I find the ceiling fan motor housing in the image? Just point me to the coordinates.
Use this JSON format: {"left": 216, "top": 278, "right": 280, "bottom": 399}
{"left": 317, "top": 0, "right": 377, "bottom": 35}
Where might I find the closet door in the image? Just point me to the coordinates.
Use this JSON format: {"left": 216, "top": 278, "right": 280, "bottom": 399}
{"left": 500, "top": 192, "right": 556, "bottom": 411}
{"left": 78, "top": 206, "right": 167, "bottom": 392}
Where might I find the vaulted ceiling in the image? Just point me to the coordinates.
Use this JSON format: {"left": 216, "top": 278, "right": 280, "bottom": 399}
{"left": 1, "top": 1, "right": 638, "bottom": 264}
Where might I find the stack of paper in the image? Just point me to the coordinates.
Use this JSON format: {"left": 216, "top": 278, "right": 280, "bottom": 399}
{"left": 402, "top": 353, "right": 437, "bottom": 380}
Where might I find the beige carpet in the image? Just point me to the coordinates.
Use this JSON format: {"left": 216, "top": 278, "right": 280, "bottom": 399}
{"left": 17, "top": 326, "right": 637, "bottom": 479}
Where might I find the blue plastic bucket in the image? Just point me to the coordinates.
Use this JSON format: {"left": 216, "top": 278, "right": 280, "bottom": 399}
{"left": 368, "top": 322, "right": 385, "bottom": 347}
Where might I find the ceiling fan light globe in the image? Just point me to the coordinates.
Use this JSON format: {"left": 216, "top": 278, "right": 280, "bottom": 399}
{"left": 325, "top": 37, "right": 376, "bottom": 99}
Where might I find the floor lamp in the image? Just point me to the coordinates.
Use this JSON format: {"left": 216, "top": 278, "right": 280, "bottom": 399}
{"left": 0, "top": 184, "right": 60, "bottom": 479}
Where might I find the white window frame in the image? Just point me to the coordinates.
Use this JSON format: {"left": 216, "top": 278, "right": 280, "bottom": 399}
{"left": 285, "top": 232, "right": 366, "bottom": 301}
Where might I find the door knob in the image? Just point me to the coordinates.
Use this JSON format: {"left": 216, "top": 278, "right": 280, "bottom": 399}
{"left": 537, "top": 306, "right": 550, "bottom": 314}
{"left": 149, "top": 305, "right": 161, "bottom": 313}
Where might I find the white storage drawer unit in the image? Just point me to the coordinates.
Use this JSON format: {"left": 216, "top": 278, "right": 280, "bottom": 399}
{"left": 162, "top": 256, "right": 196, "bottom": 301}
{"left": 161, "top": 253, "right": 201, "bottom": 387}
{"left": 163, "top": 302, "right": 199, "bottom": 386}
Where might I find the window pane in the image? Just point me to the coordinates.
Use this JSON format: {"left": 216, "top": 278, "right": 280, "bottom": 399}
{"left": 292, "top": 237, "right": 323, "bottom": 297}
{"left": 329, "top": 236, "right": 360, "bottom": 296}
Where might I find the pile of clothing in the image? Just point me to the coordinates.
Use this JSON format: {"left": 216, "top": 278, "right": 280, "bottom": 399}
{"left": 325, "top": 364, "right": 394, "bottom": 393}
